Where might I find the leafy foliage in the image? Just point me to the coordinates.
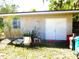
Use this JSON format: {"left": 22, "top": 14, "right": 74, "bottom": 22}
{"left": 31, "top": 8, "right": 36, "bottom": 12}
{"left": 73, "top": 13, "right": 79, "bottom": 22}
{"left": 0, "top": 18, "right": 4, "bottom": 32}
{"left": 23, "top": 32, "right": 31, "bottom": 37}
{"left": 49, "top": 0, "right": 79, "bottom": 10}
{"left": 0, "top": 0, "right": 17, "bottom": 13}
{"left": 0, "top": 4, "right": 17, "bottom": 13}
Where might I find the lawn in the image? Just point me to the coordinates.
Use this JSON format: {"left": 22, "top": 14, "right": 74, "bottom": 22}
{"left": 0, "top": 42, "right": 77, "bottom": 59}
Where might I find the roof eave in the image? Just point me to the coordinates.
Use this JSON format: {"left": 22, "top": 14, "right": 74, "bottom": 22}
{"left": 0, "top": 10, "right": 79, "bottom": 16}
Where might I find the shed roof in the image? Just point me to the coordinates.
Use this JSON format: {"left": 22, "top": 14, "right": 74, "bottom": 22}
{"left": 0, "top": 10, "right": 79, "bottom": 16}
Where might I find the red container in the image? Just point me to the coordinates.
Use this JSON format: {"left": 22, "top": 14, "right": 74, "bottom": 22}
{"left": 67, "top": 35, "right": 72, "bottom": 48}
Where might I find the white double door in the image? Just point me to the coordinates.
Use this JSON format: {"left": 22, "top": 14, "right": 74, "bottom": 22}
{"left": 45, "top": 18, "right": 67, "bottom": 40}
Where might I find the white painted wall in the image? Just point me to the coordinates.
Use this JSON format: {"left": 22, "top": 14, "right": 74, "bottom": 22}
{"left": 4, "top": 13, "right": 72, "bottom": 39}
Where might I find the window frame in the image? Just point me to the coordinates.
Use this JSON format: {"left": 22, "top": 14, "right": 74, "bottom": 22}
{"left": 12, "top": 18, "right": 20, "bottom": 29}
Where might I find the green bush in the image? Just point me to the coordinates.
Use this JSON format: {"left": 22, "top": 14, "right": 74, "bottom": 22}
{"left": 0, "top": 28, "right": 3, "bottom": 33}
{"left": 23, "top": 32, "right": 31, "bottom": 37}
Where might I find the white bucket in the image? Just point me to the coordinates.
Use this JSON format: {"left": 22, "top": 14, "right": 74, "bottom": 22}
{"left": 23, "top": 37, "right": 31, "bottom": 45}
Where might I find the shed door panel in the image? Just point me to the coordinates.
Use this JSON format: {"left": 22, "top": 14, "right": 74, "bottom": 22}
{"left": 45, "top": 18, "right": 66, "bottom": 40}
{"left": 45, "top": 19, "right": 55, "bottom": 40}
{"left": 55, "top": 19, "right": 66, "bottom": 40}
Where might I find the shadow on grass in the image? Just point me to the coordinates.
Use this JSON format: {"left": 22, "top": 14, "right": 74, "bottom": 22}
{"left": 8, "top": 41, "right": 68, "bottom": 49}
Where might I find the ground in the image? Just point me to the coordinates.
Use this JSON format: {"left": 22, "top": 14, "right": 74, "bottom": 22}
{"left": 0, "top": 39, "right": 77, "bottom": 59}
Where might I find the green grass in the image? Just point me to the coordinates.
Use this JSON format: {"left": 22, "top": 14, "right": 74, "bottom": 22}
{"left": 0, "top": 43, "right": 77, "bottom": 59}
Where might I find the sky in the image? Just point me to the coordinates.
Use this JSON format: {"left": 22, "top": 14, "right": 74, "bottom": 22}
{"left": 0, "top": 0, "right": 77, "bottom": 12}
{"left": 1, "top": 0, "right": 50, "bottom": 12}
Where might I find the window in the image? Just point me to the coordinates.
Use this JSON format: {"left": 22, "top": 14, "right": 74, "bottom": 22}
{"left": 13, "top": 18, "right": 20, "bottom": 28}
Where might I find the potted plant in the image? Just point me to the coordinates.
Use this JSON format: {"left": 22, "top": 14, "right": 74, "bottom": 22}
{"left": 23, "top": 32, "right": 32, "bottom": 46}
{"left": 31, "top": 28, "right": 41, "bottom": 44}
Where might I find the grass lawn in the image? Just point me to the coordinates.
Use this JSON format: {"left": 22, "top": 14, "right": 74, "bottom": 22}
{"left": 0, "top": 43, "right": 77, "bottom": 59}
